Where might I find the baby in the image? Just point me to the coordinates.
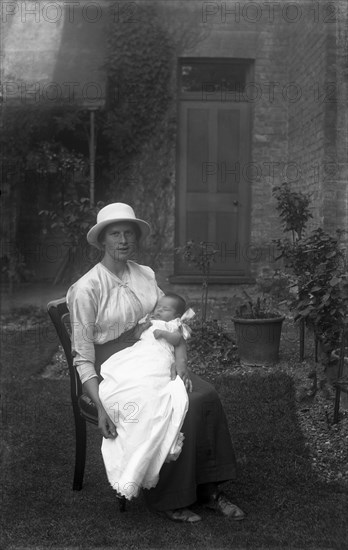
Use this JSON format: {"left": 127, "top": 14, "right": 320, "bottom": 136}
{"left": 140, "top": 293, "right": 194, "bottom": 392}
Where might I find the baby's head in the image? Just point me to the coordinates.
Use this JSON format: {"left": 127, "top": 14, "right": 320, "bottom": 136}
{"left": 152, "top": 293, "right": 186, "bottom": 322}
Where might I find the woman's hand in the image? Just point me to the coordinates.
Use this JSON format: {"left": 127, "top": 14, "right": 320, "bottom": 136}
{"left": 172, "top": 338, "right": 193, "bottom": 393}
{"left": 133, "top": 319, "right": 152, "bottom": 339}
{"left": 177, "top": 365, "right": 193, "bottom": 393}
{"left": 98, "top": 406, "right": 117, "bottom": 439}
{"left": 82, "top": 378, "right": 117, "bottom": 439}
{"left": 171, "top": 362, "right": 193, "bottom": 393}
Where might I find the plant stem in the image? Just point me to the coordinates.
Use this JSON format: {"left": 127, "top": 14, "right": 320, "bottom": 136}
{"left": 333, "top": 331, "right": 346, "bottom": 424}
{"left": 299, "top": 319, "right": 305, "bottom": 361}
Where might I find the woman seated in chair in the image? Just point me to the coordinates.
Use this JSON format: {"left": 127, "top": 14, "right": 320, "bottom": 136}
{"left": 67, "top": 202, "right": 245, "bottom": 523}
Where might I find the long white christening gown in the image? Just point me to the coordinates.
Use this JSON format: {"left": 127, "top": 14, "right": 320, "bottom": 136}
{"left": 99, "top": 319, "right": 189, "bottom": 500}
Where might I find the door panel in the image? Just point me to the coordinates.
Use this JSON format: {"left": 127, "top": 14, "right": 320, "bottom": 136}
{"left": 175, "top": 100, "right": 251, "bottom": 279}
{"left": 187, "top": 109, "right": 209, "bottom": 192}
{"left": 217, "top": 109, "right": 240, "bottom": 193}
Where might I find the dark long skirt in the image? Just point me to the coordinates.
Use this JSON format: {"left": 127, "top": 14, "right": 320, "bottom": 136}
{"left": 95, "top": 335, "right": 237, "bottom": 512}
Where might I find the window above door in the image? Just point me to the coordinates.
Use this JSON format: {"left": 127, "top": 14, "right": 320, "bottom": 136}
{"left": 179, "top": 58, "right": 254, "bottom": 101}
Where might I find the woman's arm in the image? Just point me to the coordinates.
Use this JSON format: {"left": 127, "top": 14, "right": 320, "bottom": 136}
{"left": 83, "top": 378, "right": 117, "bottom": 439}
{"left": 68, "top": 286, "right": 117, "bottom": 439}
{"left": 173, "top": 338, "right": 193, "bottom": 393}
{"left": 68, "top": 286, "right": 99, "bottom": 384}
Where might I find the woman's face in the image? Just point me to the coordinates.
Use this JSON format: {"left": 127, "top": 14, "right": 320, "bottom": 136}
{"left": 100, "top": 222, "right": 138, "bottom": 262}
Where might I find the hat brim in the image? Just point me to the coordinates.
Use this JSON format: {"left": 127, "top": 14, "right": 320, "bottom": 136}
{"left": 87, "top": 218, "right": 151, "bottom": 250}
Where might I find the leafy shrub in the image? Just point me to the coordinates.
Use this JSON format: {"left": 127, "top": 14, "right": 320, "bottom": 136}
{"left": 234, "top": 291, "right": 281, "bottom": 319}
{"left": 1, "top": 306, "right": 49, "bottom": 329}
{"left": 288, "top": 229, "right": 348, "bottom": 351}
{"left": 1, "top": 250, "right": 35, "bottom": 291}
{"left": 273, "top": 181, "right": 348, "bottom": 352}
{"left": 273, "top": 183, "right": 312, "bottom": 240}
{"left": 175, "top": 241, "right": 218, "bottom": 324}
{"left": 39, "top": 198, "right": 104, "bottom": 284}
{"left": 256, "top": 268, "right": 296, "bottom": 302}
{"left": 187, "top": 318, "right": 237, "bottom": 371}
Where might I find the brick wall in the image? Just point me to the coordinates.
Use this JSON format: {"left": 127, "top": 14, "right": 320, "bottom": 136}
{"left": 286, "top": 5, "right": 329, "bottom": 230}
{"left": 333, "top": 0, "right": 348, "bottom": 237}
{"left": 248, "top": 16, "right": 289, "bottom": 271}
{"left": 287, "top": 3, "right": 347, "bottom": 236}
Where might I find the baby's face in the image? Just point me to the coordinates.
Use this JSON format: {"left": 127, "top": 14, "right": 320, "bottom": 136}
{"left": 152, "top": 297, "right": 178, "bottom": 322}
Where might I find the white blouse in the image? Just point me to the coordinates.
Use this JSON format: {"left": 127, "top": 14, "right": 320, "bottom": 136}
{"left": 67, "top": 261, "right": 163, "bottom": 383}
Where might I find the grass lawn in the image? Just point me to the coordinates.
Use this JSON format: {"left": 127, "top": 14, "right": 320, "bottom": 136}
{"left": 1, "top": 311, "right": 347, "bottom": 549}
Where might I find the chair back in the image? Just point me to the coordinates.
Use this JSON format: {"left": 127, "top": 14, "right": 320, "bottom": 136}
{"left": 47, "top": 298, "right": 82, "bottom": 404}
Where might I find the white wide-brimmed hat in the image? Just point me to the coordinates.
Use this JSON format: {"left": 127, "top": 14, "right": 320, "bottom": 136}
{"left": 87, "top": 203, "right": 151, "bottom": 249}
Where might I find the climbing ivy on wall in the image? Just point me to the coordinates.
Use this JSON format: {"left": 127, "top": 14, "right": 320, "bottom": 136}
{"left": 104, "top": 4, "right": 174, "bottom": 159}
{"left": 103, "top": 3, "right": 176, "bottom": 270}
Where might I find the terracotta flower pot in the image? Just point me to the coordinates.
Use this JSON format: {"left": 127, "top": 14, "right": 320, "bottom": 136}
{"left": 232, "top": 316, "right": 285, "bottom": 367}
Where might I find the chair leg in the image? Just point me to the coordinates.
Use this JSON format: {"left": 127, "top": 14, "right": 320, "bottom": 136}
{"left": 72, "top": 407, "right": 87, "bottom": 491}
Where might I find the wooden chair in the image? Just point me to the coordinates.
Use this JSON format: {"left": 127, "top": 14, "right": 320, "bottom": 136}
{"left": 47, "top": 297, "right": 126, "bottom": 511}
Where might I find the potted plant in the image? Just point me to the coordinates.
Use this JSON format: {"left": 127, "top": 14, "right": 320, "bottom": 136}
{"left": 232, "top": 290, "right": 285, "bottom": 367}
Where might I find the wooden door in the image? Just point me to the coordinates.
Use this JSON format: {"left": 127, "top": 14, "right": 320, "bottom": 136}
{"left": 175, "top": 100, "right": 251, "bottom": 281}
